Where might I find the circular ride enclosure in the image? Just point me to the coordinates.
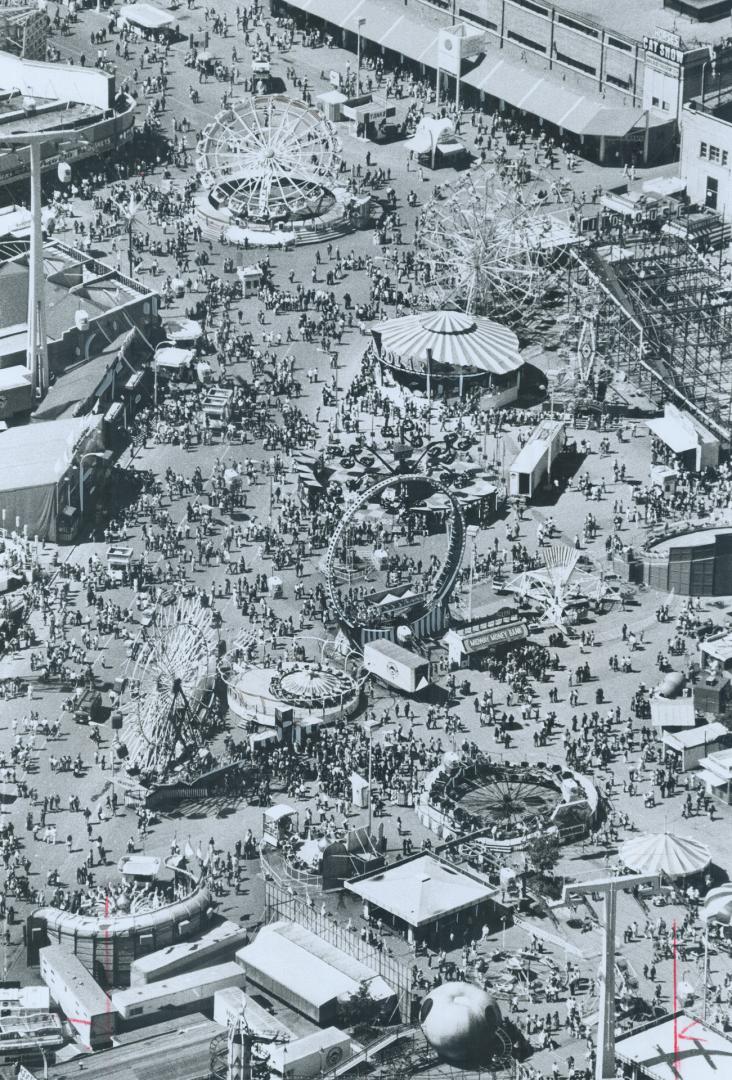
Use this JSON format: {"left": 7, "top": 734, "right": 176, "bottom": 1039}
{"left": 422, "top": 756, "right": 598, "bottom": 849}
{"left": 325, "top": 473, "right": 466, "bottom": 642}
{"left": 643, "top": 525, "right": 732, "bottom": 596}
{"left": 196, "top": 94, "right": 346, "bottom": 236}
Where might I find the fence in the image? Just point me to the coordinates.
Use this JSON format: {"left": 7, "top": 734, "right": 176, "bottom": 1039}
{"left": 264, "top": 880, "right": 414, "bottom": 1022}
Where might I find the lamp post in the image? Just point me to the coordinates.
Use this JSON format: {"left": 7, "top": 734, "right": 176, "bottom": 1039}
{"left": 0, "top": 130, "right": 87, "bottom": 402}
{"left": 119, "top": 194, "right": 140, "bottom": 279}
{"left": 357, "top": 17, "right": 366, "bottom": 84}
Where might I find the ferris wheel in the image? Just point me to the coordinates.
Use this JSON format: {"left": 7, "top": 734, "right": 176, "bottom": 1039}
{"left": 122, "top": 597, "right": 218, "bottom": 781}
{"left": 196, "top": 94, "right": 342, "bottom": 224}
{"left": 416, "top": 168, "right": 567, "bottom": 324}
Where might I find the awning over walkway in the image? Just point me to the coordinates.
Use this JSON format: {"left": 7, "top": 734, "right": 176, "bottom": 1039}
{"left": 293, "top": 0, "right": 660, "bottom": 139}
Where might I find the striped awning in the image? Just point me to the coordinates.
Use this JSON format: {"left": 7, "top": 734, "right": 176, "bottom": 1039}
{"left": 372, "top": 310, "right": 522, "bottom": 375}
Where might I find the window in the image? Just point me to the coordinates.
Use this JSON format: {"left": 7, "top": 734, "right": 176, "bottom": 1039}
{"left": 710, "top": 145, "right": 721, "bottom": 163}
{"left": 511, "top": 0, "right": 548, "bottom": 16}
{"left": 556, "top": 14, "right": 599, "bottom": 37}
{"left": 507, "top": 29, "right": 547, "bottom": 53}
{"left": 608, "top": 35, "right": 633, "bottom": 52}
{"left": 723, "top": 150, "right": 729, "bottom": 166}
{"left": 662, "top": 101, "right": 670, "bottom": 112}
{"left": 607, "top": 74, "right": 632, "bottom": 89}
{"left": 700, "top": 142, "right": 708, "bottom": 158}
{"left": 652, "top": 96, "right": 660, "bottom": 107}
{"left": 554, "top": 50, "right": 596, "bottom": 76}
{"left": 459, "top": 9, "right": 498, "bottom": 30}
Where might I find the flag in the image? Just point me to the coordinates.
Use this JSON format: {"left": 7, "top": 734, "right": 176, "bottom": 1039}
{"left": 185, "top": 840, "right": 194, "bottom": 860}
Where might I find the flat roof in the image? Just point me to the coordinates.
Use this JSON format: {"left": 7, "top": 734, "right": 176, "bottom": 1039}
{"left": 616, "top": 1013, "right": 732, "bottom": 1080}
{"left": 364, "top": 638, "right": 427, "bottom": 668}
{"left": 112, "top": 961, "right": 243, "bottom": 1008}
{"left": 40, "top": 944, "right": 113, "bottom": 1014}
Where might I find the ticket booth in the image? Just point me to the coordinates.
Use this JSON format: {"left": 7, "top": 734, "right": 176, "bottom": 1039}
{"left": 107, "top": 545, "right": 134, "bottom": 582}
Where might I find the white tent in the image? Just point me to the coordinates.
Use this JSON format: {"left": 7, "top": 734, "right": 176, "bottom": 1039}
{"left": 119, "top": 3, "right": 175, "bottom": 29}
{"left": 619, "top": 832, "right": 711, "bottom": 877}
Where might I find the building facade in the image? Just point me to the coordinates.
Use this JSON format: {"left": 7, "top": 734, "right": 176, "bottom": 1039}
{"left": 681, "top": 92, "right": 732, "bottom": 214}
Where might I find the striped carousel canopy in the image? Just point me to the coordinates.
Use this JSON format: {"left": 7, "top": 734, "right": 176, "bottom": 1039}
{"left": 371, "top": 310, "right": 522, "bottom": 375}
{"left": 619, "top": 832, "right": 711, "bottom": 878}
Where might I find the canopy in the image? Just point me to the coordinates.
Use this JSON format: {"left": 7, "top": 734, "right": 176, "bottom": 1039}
{"left": 119, "top": 3, "right": 175, "bottom": 28}
{"left": 162, "top": 318, "right": 202, "bottom": 342}
{"left": 372, "top": 310, "right": 522, "bottom": 375}
{"left": 346, "top": 854, "right": 496, "bottom": 927}
{"left": 646, "top": 415, "right": 698, "bottom": 455}
{"left": 154, "top": 346, "right": 193, "bottom": 370}
{"left": 264, "top": 803, "right": 297, "bottom": 823}
{"left": 406, "top": 116, "right": 454, "bottom": 155}
{"left": 701, "top": 884, "right": 732, "bottom": 925}
{"left": 642, "top": 176, "right": 686, "bottom": 197}
{"left": 619, "top": 832, "right": 711, "bottom": 878}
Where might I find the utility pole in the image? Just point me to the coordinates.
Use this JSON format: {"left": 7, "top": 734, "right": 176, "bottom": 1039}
{"left": 563, "top": 873, "right": 661, "bottom": 1080}
{"left": 0, "top": 130, "right": 86, "bottom": 401}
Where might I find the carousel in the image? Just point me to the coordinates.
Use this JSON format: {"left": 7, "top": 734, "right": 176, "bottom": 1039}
{"left": 371, "top": 308, "right": 524, "bottom": 402}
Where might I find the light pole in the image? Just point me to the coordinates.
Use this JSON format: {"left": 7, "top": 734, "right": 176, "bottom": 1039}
{"left": 0, "top": 130, "right": 87, "bottom": 402}
{"left": 357, "top": 17, "right": 366, "bottom": 84}
{"left": 119, "top": 193, "right": 140, "bottom": 279}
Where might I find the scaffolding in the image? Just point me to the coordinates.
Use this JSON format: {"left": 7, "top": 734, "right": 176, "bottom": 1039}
{"left": 568, "top": 237, "right": 732, "bottom": 442}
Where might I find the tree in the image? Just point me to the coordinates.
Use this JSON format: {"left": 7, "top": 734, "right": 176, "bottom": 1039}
{"left": 525, "top": 833, "right": 561, "bottom": 877}
{"left": 338, "top": 980, "right": 383, "bottom": 1029}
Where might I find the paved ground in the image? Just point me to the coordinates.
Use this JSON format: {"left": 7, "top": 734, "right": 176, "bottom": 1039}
{"left": 2, "top": 3, "right": 732, "bottom": 1079}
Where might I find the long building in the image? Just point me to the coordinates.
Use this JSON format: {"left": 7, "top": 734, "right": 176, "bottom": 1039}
{"left": 274, "top": 0, "right": 732, "bottom": 163}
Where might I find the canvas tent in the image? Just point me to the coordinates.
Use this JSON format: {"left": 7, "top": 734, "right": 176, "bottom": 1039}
{"left": 0, "top": 415, "right": 101, "bottom": 542}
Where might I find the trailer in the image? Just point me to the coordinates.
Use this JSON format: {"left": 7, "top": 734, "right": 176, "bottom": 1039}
{"left": 363, "top": 639, "right": 430, "bottom": 694}
{"left": 509, "top": 419, "right": 566, "bottom": 499}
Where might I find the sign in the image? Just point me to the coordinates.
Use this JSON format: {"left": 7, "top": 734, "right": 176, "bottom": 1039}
{"left": 462, "top": 622, "right": 527, "bottom": 653}
{"left": 438, "top": 27, "right": 489, "bottom": 75}
{"left": 329, "top": 69, "right": 341, "bottom": 88}
{"left": 643, "top": 36, "right": 683, "bottom": 65}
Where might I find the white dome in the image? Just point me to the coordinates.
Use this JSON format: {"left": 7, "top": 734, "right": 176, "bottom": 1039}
{"left": 420, "top": 982, "right": 501, "bottom": 1066}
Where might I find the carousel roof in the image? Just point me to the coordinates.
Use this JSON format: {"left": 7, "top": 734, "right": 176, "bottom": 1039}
{"left": 701, "top": 884, "right": 732, "bottom": 924}
{"left": 619, "top": 832, "right": 711, "bottom": 878}
{"left": 372, "top": 310, "right": 522, "bottom": 374}
{"left": 278, "top": 666, "right": 350, "bottom": 700}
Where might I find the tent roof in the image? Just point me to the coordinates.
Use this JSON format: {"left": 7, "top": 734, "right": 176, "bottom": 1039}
{"left": 646, "top": 416, "right": 699, "bottom": 454}
{"left": 264, "top": 803, "right": 296, "bottom": 822}
{"left": 663, "top": 723, "right": 728, "bottom": 749}
{"left": 119, "top": 3, "right": 175, "bottom": 28}
{"left": 346, "top": 854, "right": 496, "bottom": 927}
{"left": 619, "top": 832, "right": 711, "bottom": 877}
{"left": 0, "top": 416, "right": 95, "bottom": 492}
{"left": 372, "top": 310, "right": 521, "bottom": 375}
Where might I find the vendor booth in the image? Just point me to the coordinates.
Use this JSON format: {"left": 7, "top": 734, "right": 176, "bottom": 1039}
{"left": 341, "top": 94, "right": 396, "bottom": 141}
{"left": 443, "top": 607, "right": 527, "bottom": 668}
{"left": 662, "top": 722, "right": 729, "bottom": 772}
{"left": 153, "top": 344, "right": 195, "bottom": 382}
{"left": 107, "top": 545, "right": 133, "bottom": 582}
{"left": 262, "top": 804, "right": 299, "bottom": 847}
{"left": 237, "top": 265, "right": 263, "bottom": 297}
{"left": 406, "top": 116, "right": 468, "bottom": 168}
{"left": 646, "top": 403, "right": 719, "bottom": 473}
{"left": 118, "top": 4, "right": 178, "bottom": 37}
{"left": 363, "top": 639, "right": 430, "bottom": 694}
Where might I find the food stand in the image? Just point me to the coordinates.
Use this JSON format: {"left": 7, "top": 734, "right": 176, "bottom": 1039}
{"left": 262, "top": 803, "right": 299, "bottom": 848}
{"left": 107, "top": 545, "right": 134, "bottom": 582}
{"left": 201, "top": 387, "right": 233, "bottom": 426}
{"left": 237, "top": 264, "right": 263, "bottom": 298}
{"left": 118, "top": 3, "right": 178, "bottom": 39}
{"left": 153, "top": 344, "right": 195, "bottom": 383}
{"left": 341, "top": 95, "right": 397, "bottom": 141}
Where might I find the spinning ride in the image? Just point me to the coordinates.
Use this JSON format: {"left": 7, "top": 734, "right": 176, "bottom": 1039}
{"left": 416, "top": 170, "right": 568, "bottom": 326}
{"left": 423, "top": 755, "right": 597, "bottom": 848}
{"left": 506, "top": 544, "right": 623, "bottom": 634}
{"left": 197, "top": 95, "right": 342, "bottom": 228}
{"left": 325, "top": 473, "right": 466, "bottom": 645}
{"left": 122, "top": 597, "right": 218, "bottom": 781}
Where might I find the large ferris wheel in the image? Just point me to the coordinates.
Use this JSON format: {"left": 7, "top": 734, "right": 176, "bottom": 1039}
{"left": 415, "top": 168, "right": 570, "bottom": 325}
{"left": 122, "top": 597, "right": 218, "bottom": 782}
{"left": 196, "top": 94, "right": 342, "bottom": 224}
